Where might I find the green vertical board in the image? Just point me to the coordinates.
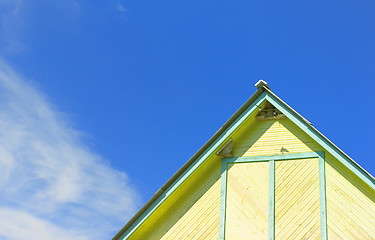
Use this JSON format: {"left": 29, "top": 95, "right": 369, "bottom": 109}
{"left": 219, "top": 159, "right": 228, "bottom": 240}
{"left": 268, "top": 160, "right": 275, "bottom": 240}
{"left": 318, "top": 152, "right": 328, "bottom": 239}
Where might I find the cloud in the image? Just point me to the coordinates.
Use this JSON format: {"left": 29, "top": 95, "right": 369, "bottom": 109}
{"left": 0, "top": 0, "right": 25, "bottom": 53}
{"left": 0, "top": 208, "right": 87, "bottom": 240}
{"left": 0, "top": 0, "right": 82, "bottom": 54}
{"left": 0, "top": 61, "right": 140, "bottom": 239}
{"left": 117, "top": 4, "right": 127, "bottom": 13}
{"left": 0, "top": 1, "right": 129, "bottom": 55}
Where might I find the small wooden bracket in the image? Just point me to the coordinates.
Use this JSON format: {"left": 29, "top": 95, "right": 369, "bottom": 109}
{"left": 256, "top": 102, "right": 286, "bottom": 121}
{"left": 216, "top": 138, "right": 233, "bottom": 158}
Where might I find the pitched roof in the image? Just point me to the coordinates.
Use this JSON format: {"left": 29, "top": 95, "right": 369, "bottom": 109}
{"left": 113, "top": 81, "right": 375, "bottom": 240}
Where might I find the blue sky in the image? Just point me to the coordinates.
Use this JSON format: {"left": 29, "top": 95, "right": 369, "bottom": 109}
{"left": 0, "top": 0, "right": 374, "bottom": 239}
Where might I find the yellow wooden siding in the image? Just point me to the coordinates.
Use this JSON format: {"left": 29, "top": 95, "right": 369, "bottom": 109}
{"left": 226, "top": 162, "right": 269, "bottom": 239}
{"left": 128, "top": 158, "right": 221, "bottom": 240}
{"left": 232, "top": 118, "right": 323, "bottom": 157}
{"left": 124, "top": 112, "right": 375, "bottom": 240}
{"left": 326, "top": 156, "right": 375, "bottom": 239}
{"left": 127, "top": 117, "right": 325, "bottom": 239}
{"left": 275, "top": 158, "right": 321, "bottom": 239}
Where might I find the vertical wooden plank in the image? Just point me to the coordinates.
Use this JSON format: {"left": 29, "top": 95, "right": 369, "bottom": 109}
{"left": 219, "top": 159, "right": 228, "bottom": 240}
{"left": 319, "top": 153, "right": 328, "bottom": 240}
{"left": 226, "top": 162, "right": 269, "bottom": 239}
{"left": 275, "top": 159, "right": 320, "bottom": 239}
{"left": 268, "top": 160, "right": 275, "bottom": 240}
{"left": 326, "top": 158, "right": 375, "bottom": 239}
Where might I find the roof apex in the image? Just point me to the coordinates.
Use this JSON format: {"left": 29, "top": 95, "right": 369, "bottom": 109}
{"left": 255, "top": 79, "right": 270, "bottom": 90}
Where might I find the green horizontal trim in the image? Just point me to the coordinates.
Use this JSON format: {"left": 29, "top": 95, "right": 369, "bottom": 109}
{"left": 264, "top": 93, "right": 375, "bottom": 191}
{"left": 117, "top": 92, "right": 268, "bottom": 239}
{"left": 224, "top": 151, "right": 323, "bottom": 164}
{"left": 220, "top": 152, "right": 322, "bottom": 240}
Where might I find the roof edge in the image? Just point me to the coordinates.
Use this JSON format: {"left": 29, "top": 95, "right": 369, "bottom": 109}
{"left": 113, "top": 85, "right": 267, "bottom": 240}
{"left": 263, "top": 87, "right": 375, "bottom": 184}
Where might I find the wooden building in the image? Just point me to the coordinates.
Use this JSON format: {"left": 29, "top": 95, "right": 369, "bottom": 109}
{"left": 114, "top": 81, "right": 375, "bottom": 240}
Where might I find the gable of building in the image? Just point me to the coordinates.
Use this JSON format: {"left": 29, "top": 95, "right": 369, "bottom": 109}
{"left": 114, "top": 81, "right": 375, "bottom": 240}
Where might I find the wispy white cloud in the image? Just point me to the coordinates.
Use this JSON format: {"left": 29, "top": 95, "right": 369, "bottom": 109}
{"left": 0, "top": 0, "right": 83, "bottom": 54}
{"left": 0, "top": 0, "right": 25, "bottom": 53}
{"left": 0, "top": 208, "right": 87, "bottom": 240}
{"left": 117, "top": 4, "right": 127, "bottom": 13}
{"left": 0, "top": 61, "right": 140, "bottom": 239}
{"left": 0, "top": 1, "right": 129, "bottom": 55}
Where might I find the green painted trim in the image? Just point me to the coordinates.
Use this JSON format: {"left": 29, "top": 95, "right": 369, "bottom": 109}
{"left": 117, "top": 92, "right": 268, "bottom": 239}
{"left": 264, "top": 93, "right": 375, "bottom": 191}
{"left": 220, "top": 152, "right": 321, "bottom": 240}
{"left": 318, "top": 152, "right": 328, "bottom": 240}
{"left": 219, "top": 160, "right": 228, "bottom": 240}
{"left": 268, "top": 160, "right": 275, "bottom": 240}
{"left": 225, "top": 152, "right": 322, "bottom": 163}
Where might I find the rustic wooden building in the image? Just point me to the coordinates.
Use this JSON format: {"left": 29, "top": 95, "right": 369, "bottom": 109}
{"left": 114, "top": 80, "right": 375, "bottom": 240}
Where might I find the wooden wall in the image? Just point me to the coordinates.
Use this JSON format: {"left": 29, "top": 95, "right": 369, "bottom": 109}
{"left": 226, "top": 161, "right": 269, "bottom": 239}
{"left": 326, "top": 155, "right": 375, "bottom": 239}
{"left": 128, "top": 158, "right": 221, "bottom": 240}
{"left": 232, "top": 118, "right": 323, "bottom": 157}
{"left": 275, "top": 158, "right": 320, "bottom": 239}
{"left": 125, "top": 117, "right": 375, "bottom": 239}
